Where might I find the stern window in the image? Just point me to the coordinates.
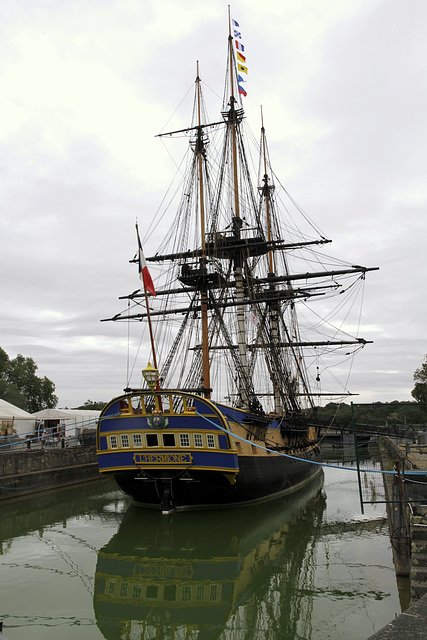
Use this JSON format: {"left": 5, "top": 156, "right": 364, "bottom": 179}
{"left": 146, "top": 433, "right": 158, "bottom": 447}
{"left": 207, "top": 434, "right": 216, "bottom": 448}
{"left": 162, "top": 433, "right": 176, "bottom": 447}
{"left": 120, "top": 434, "right": 130, "bottom": 448}
{"left": 109, "top": 435, "right": 118, "bottom": 449}
{"left": 194, "top": 433, "right": 203, "bottom": 448}
{"left": 179, "top": 433, "right": 190, "bottom": 447}
{"left": 132, "top": 433, "right": 143, "bottom": 448}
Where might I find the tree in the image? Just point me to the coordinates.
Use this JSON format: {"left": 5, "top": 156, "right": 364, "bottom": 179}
{"left": 411, "top": 356, "right": 427, "bottom": 404}
{"left": 0, "top": 378, "right": 27, "bottom": 408}
{"left": 0, "top": 348, "right": 26, "bottom": 408}
{"left": 73, "top": 400, "right": 106, "bottom": 410}
{"left": 0, "top": 347, "right": 58, "bottom": 412}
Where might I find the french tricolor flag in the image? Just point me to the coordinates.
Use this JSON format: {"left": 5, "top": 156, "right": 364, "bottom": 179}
{"left": 136, "top": 225, "right": 156, "bottom": 296}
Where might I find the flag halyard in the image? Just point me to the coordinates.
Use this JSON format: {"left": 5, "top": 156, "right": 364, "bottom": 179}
{"left": 233, "top": 18, "right": 248, "bottom": 95}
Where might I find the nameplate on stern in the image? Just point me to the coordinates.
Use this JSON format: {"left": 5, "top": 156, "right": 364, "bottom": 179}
{"left": 133, "top": 452, "right": 193, "bottom": 465}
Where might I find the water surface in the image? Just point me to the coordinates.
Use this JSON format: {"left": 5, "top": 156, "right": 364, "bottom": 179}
{"left": 0, "top": 458, "right": 402, "bottom": 639}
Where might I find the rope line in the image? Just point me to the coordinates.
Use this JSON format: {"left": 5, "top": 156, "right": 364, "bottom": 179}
{"left": 195, "top": 410, "right": 427, "bottom": 477}
{"left": 3, "top": 409, "right": 425, "bottom": 479}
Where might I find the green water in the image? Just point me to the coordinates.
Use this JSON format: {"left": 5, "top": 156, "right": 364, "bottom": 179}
{"left": 0, "top": 460, "right": 404, "bottom": 640}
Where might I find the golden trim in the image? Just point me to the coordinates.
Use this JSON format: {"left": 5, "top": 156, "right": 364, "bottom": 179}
{"left": 98, "top": 390, "right": 306, "bottom": 457}
{"left": 97, "top": 447, "right": 238, "bottom": 457}
{"left": 100, "top": 390, "right": 231, "bottom": 429}
{"left": 98, "top": 464, "right": 239, "bottom": 473}
{"left": 99, "top": 430, "right": 227, "bottom": 453}
{"left": 134, "top": 452, "right": 193, "bottom": 465}
{"left": 102, "top": 427, "right": 222, "bottom": 436}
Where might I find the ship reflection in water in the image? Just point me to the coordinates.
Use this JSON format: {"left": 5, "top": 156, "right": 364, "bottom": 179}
{"left": 94, "top": 473, "right": 325, "bottom": 640}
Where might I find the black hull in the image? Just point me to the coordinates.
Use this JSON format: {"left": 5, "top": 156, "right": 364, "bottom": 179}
{"left": 112, "top": 450, "right": 322, "bottom": 510}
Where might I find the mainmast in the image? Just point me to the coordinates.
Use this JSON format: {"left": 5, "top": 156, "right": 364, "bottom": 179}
{"left": 228, "top": 10, "right": 241, "bottom": 223}
{"left": 227, "top": 7, "right": 250, "bottom": 409}
{"left": 195, "top": 62, "right": 211, "bottom": 398}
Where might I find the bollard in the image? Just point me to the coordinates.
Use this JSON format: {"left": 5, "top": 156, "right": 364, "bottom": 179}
{"left": 0, "top": 620, "right": 9, "bottom": 640}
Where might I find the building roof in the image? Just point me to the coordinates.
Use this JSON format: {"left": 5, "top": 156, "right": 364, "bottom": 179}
{"left": 31, "top": 408, "right": 74, "bottom": 420}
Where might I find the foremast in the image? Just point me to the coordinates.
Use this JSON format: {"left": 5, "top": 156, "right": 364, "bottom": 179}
{"left": 195, "top": 62, "right": 211, "bottom": 399}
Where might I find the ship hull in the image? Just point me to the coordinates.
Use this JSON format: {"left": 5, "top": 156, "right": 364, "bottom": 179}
{"left": 96, "top": 390, "right": 322, "bottom": 512}
{"left": 112, "top": 453, "right": 322, "bottom": 510}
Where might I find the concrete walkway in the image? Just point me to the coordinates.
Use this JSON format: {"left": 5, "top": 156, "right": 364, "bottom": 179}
{"left": 367, "top": 593, "right": 427, "bottom": 639}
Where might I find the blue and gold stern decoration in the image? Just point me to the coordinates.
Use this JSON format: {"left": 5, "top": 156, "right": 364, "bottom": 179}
{"left": 147, "top": 413, "right": 169, "bottom": 430}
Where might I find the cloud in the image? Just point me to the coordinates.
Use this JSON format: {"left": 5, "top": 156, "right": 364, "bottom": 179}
{"left": 0, "top": 0, "right": 425, "bottom": 407}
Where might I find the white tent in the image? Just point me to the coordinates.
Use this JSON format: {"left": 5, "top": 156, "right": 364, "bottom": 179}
{"left": 31, "top": 408, "right": 71, "bottom": 420}
{"left": 32, "top": 408, "right": 100, "bottom": 437}
{"left": 0, "top": 399, "right": 36, "bottom": 437}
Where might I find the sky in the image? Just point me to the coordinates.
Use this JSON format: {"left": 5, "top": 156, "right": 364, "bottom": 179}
{"left": 1, "top": 0, "right": 426, "bottom": 409}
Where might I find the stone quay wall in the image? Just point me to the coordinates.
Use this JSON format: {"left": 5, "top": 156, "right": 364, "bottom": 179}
{"left": 0, "top": 446, "right": 101, "bottom": 500}
{"left": 379, "top": 438, "right": 427, "bottom": 602}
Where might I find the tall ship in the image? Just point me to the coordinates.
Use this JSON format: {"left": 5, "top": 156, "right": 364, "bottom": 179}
{"left": 96, "top": 15, "right": 377, "bottom": 512}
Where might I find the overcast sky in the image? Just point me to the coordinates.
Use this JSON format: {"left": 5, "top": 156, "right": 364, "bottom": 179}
{"left": 1, "top": 0, "right": 426, "bottom": 409}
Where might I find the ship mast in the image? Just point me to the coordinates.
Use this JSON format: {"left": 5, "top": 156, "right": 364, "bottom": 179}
{"left": 101, "top": 15, "right": 379, "bottom": 413}
{"left": 195, "top": 62, "right": 211, "bottom": 398}
{"left": 227, "top": 7, "right": 249, "bottom": 409}
{"left": 261, "top": 108, "right": 275, "bottom": 275}
{"left": 260, "top": 111, "right": 283, "bottom": 414}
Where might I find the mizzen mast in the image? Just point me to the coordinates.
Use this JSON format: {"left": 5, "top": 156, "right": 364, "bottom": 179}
{"left": 260, "top": 110, "right": 283, "bottom": 414}
{"left": 261, "top": 107, "right": 275, "bottom": 276}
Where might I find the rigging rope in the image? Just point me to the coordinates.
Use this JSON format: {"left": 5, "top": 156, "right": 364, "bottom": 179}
{"left": 194, "top": 410, "right": 427, "bottom": 476}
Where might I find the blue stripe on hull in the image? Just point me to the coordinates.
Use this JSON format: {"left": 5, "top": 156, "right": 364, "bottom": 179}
{"left": 98, "top": 413, "right": 224, "bottom": 435}
{"left": 97, "top": 448, "right": 238, "bottom": 472}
